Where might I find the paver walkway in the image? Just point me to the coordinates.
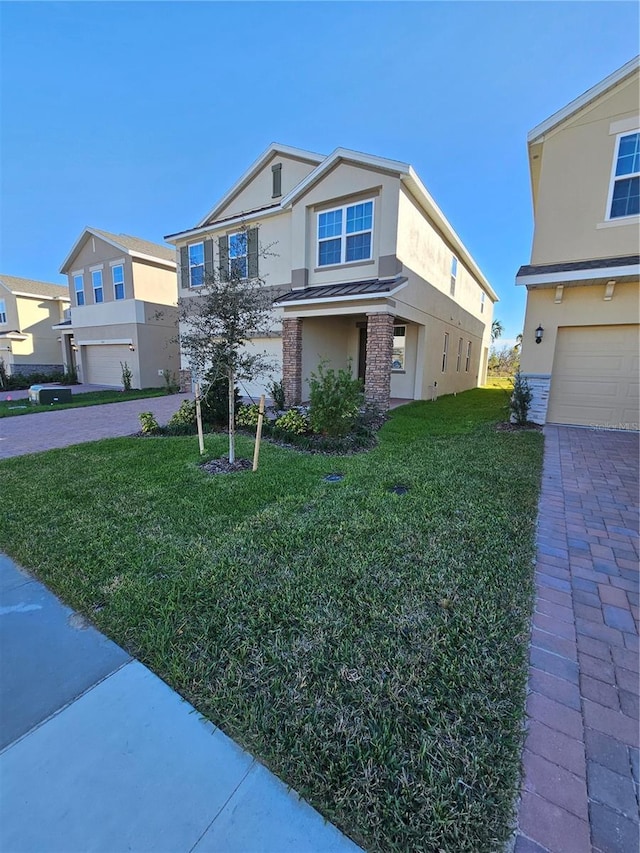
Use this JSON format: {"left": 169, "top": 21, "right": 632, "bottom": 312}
{"left": 0, "top": 393, "right": 190, "bottom": 458}
{"left": 0, "top": 554, "right": 362, "bottom": 853}
{"left": 515, "top": 426, "right": 639, "bottom": 853}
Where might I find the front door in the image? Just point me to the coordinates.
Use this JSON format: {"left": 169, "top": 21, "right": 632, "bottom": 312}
{"left": 358, "top": 327, "right": 367, "bottom": 382}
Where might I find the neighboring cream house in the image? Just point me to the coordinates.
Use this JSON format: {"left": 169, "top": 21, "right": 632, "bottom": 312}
{"left": 0, "top": 275, "right": 70, "bottom": 377}
{"left": 57, "top": 228, "right": 180, "bottom": 388}
{"left": 166, "top": 144, "right": 497, "bottom": 409}
{"left": 517, "top": 57, "right": 640, "bottom": 429}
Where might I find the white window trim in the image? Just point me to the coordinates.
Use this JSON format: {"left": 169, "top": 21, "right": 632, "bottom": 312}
{"left": 228, "top": 231, "right": 248, "bottom": 279}
{"left": 480, "top": 291, "right": 485, "bottom": 314}
{"left": 442, "top": 332, "right": 449, "bottom": 373}
{"left": 450, "top": 256, "right": 458, "bottom": 297}
{"left": 0, "top": 299, "right": 6, "bottom": 325}
{"left": 112, "top": 263, "right": 125, "bottom": 300}
{"left": 73, "top": 273, "right": 85, "bottom": 306}
{"left": 188, "top": 242, "right": 204, "bottom": 288}
{"left": 92, "top": 269, "right": 104, "bottom": 303}
{"left": 605, "top": 129, "right": 640, "bottom": 222}
{"left": 465, "top": 341, "right": 472, "bottom": 372}
{"left": 317, "top": 199, "right": 375, "bottom": 267}
{"left": 456, "top": 337, "right": 463, "bottom": 372}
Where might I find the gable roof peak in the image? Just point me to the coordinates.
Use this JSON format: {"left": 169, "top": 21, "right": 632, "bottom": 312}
{"left": 59, "top": 226, "right": 176, "bottom": 273}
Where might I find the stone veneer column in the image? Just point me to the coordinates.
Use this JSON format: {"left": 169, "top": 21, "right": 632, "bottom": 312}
{"left": 178, "top": 369, "right": 192, "bottom": 393}
{"left": 365, "top": 313, "right": 394, "bottom": 411}
{"left": 282, "top": 318, "right": 303, "bottom": 406}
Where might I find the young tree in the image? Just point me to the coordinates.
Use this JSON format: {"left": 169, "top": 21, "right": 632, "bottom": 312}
{"left": 178, "top": 229, "right": 275, "bottom": 463}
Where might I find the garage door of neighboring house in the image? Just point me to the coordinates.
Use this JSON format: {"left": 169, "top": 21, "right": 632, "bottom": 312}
{"left": 547, "top": 325, "right": 639, "bottom": 430}
{"left": 82, "top": 344, "right": 133, "bottom": 387}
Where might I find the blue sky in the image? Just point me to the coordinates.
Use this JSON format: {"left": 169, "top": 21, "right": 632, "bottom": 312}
{"left": 1, "top": 1, "right": 638, "bottom": 343}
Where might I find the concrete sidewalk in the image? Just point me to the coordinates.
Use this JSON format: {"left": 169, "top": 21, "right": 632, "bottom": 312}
{"left": 0, "top": 554, "right": 362, "bottom": 853}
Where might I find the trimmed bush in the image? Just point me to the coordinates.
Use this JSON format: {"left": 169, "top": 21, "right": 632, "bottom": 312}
{"left": 309, "top": 360, "right": 364, "bottom": 437}
{"left": 236, "top": 404, "right": 261, "bottom": 428}
{"left": 274, "top": 408, "right": 309, "bottom": 434}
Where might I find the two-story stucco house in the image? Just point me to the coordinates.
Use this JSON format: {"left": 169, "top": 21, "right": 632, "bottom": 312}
{"left": 517, "top": 57, "right": 639, "bottom": 429}
{"left": 0, "top": 275, "right": 70, "bottom": 377}
{"left": 166, "top": 144, "right": 497, "bottom": 409}
{"left": 57, "top": 228, "right": 180, "bottom": 388}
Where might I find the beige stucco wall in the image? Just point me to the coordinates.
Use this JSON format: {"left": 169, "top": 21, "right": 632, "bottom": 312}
{"left": 520, "top": 280, "right": 640, "bottom": 374}
{"left": 130, "top": 258, "right": 177, "bottom": 305}
{"left": 214, "top": 153, "right": 320, "bottom": 221}
{"left": 11, "top": 295, "right": 68, "bottom": 365}
{"left": 530, "top": 74, "right": 640, "bottom": 264}
{"left": 292, "top": 162, "right": 400, "bottom": 283}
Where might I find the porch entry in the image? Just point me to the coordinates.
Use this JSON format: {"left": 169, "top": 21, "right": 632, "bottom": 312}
{"left": 358, "top": 326, "right": 367, "bottom": 382}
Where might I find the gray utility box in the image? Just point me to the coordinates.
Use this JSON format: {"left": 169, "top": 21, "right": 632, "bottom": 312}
{"left": 29, "top": 385, "right": 73, "bottom": 405}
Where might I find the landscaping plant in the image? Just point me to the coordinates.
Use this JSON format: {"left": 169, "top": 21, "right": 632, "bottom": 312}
{"left": 138, "top": 411, "right": 160, "bottom": 434}
{"left": 308, "top": 359, "right": 364, "bottom": 437}
{"left": 120, "top": 361, "right": 133, "bottom": 392}
{"left": 510, "top": 371, "right": 533, "bottom": 425}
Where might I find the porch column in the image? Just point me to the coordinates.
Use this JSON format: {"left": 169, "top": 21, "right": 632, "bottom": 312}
{"left": 282, "top": 317, "right": 303, "bottom": 406}
{"left": 365, "top": 312, "right": 394, "bottom": 411}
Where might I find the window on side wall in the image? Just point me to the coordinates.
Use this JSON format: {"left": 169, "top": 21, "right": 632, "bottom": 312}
{"left": 74, "top": 274, "right": 85, "bottom": 306}
{"left": 92, "top": 270, "right": 103, "bottom": 304}
{"left": 0, "top": 299, "right": 6, "bottom": 324}
{"left": 442, "top": 333, "right": 449, "bottom": 372}
{"left": 480, "top": 292, "right": 485, "bottom": 314}
{"left": 392, "top": 325, "right": 406, "bottom": 371}
{"left": 112, "top": 264, "right": 125, "bottom": 300}
{"left": 608, "top": 131, "right": 640, "bottom": 219}
{"left": 450, "top": 256, "right": 458, "bottom": 297}
{"left": 465, "top": 341, "right": 472, "bottom": 372}
{"left": 456, "top": 337, "right": 463, "bottom": 372}
{"left": 318, "top": 200, "right": 374, "bottom": 266}
{"left": 189, "top": 243, "right": 204, "bottom": 287}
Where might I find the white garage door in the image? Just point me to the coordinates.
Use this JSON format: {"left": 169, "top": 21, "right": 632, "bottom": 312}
{"left": 82, "top": 344, "right": 133, "bottom": 387}
{"left": 548, "top": 325, "right": 639, "bottom": 429}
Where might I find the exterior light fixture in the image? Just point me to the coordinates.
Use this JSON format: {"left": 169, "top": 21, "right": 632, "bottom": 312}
{"left": 128, "top": 344, "right": 135, "bottom": 352}
{"left": 71, "top": 343, "right": 78, "bottom": 352}
{"left": 535, "top": 325, "right": 544, "bottom": 344}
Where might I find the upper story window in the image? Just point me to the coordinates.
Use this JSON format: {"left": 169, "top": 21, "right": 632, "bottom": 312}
{"left": 480, "top": 291, "right": 485, "bottom": 314}
{"left": 317, "top": 200, "right": 374, "bottom": 267}
{"left": 450, "top": 256, "right": 458, "bottom": 297}
{"left": 392, "top": 325, "right": 406, "bottom": 371}
{"left": 229, "top": 232, "right": 248, "bottom": 278}
{"left": 0, "top": 299, "right": 6, "bottom": 324}
{"left": 74, "top": 274, "right": 85, "bottom": 306}
{"left": 608, "top": 131, "right": 640, "bottom": 219}
{"left": 112, "top": 264, "right": 125, "bottom": 300}
{"left": 92, "top": 270, "right": 104, "bottom": 304}
{"left": 189, "top": 243, "right": 204, "bottom": 287}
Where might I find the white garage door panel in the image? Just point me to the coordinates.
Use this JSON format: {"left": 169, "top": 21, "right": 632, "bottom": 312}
{"left": 548, "top": 325, "right": 639, "bottom": 429}
{"left": 83, "top": 345, "right": 132, "bottom": 387}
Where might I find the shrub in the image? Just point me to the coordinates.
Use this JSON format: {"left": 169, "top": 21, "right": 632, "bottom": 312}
{"left": 162, "top": 369, "right": 179, "bottom": 394}
{"left": 274, "top": 408, "right": 309, "bottom": 435}
{"left": 166, "top": 400, "right": 196, "bottom": 433}
{"left": 236, "top": 404, "right": 261, "bottom": 428}
{"left": 201, "top": 372, "right": 242, "bottom": 427}
{"left": 308, "top": 360, "right": 364, "bottom": 437}
{"left": 267, "top": 378, "right": 286, "bottom": 411}
{"left": 139, "top": 411, "right": 160, "bottom": 435}
{"left": 120, "top": 361, "right": 133, "bottom": 392}
{"left": 510, "top": 371, "right": 533, "bottom": 426}
{"left": 0, "top": 358, "right": 7, "bottom": 390}
{"left": 61, "top": 366, "right": 79, "bottom": 384}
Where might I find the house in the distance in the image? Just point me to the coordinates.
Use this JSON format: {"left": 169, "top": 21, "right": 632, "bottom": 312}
{"left": 166, "top": 143, "right": 497, "bottom": 409}
{"left": 57, "top": 228, "right": 179, "bottom": 388}
{"left": 517, "top": 57, "right": 639, "bottom": 429}
{"left": 0, "top": 274, "right": 70, "bottom": 377}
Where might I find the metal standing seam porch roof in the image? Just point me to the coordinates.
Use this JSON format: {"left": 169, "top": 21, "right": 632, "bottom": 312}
{"left": 274, "top": 276, "right": 408, "bottom": 306}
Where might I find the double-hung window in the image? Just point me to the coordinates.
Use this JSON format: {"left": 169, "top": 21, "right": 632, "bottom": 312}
{"left": 392, "top": 326, "right": 406, "bottom": 370}
{"left": 456, "top": 337, "right": 463, "bottom": 372}
{"left": 318, "top": 200, "right": 374, "bottom": 266}
{"left": 442, "top": 333, "right": 449, "bottom": 372}
{"left": 0, "top": 299, "right": 6, "bottom": 324}
{"left": 465, "top": 341, "right": 472, "bottom": 372}
{"left": 112, "top": 264, "right": 125, "bottom": 300}
{"left": 229, "top": 232, "right": 248, "bottom": 278}
{"left": 92, "top": 270, "right": 103, "bottom": 304}
{"left": 608, "top": 131, "right": 640, "bottom": 219}
{"left": 189, "top": 243, "right": 204, "bottom": 287}
{"left": 480, "top": 292, "right": 485, "bottom": 314}
{"left": 450, "top": 256, "right": 458, "bottom": 297}
{"left": 74, "top": 274, "right": 85, "bottom": 306}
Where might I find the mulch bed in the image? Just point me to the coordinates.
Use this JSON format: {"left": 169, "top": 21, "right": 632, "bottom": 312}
{"left": 200, "top": 457, "right": 253, "bottom": 475}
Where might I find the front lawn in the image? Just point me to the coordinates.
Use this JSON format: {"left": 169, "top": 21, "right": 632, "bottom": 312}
{"left": 0, "top": 387, "right": 169, "bottom": 417}
{"left": 0, "top": 385, "right": 542, "bottom": 852}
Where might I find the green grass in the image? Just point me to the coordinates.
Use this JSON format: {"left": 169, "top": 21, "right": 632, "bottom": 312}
{"left": 0, "top": 388, "right": 169, "bottom": 417}
{"left": 0, "top": 385, "right": 542, "bottom": 852}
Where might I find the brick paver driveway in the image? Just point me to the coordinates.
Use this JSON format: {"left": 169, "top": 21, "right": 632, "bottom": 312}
{"left": 515, "top": 426, "right": 639, "bottom": 853}
{"left": 0, "top": 394, "right": 190, "bottom": 459}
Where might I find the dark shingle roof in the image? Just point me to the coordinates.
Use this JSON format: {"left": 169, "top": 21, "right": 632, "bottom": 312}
{"left": 90, "top": 229, "right": 176, "bottom": 263}
{"left": 275, "top": 276, "right": 407, "bottom": 304}
{"left": 517, "top": 255, "right": 639, "bottom": 278}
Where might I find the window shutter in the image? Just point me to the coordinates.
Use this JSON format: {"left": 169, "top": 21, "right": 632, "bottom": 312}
{"left": 247, "top": 228, "right": 259, "bottom": 279}
{"left": 204, "top": 238, "right": 214, "bottom": 280}
{"left": 218, "top": 236, "right": 229, "bottom": 281}
{"left": 179, "top": 246, "right": 188, "bottom": 289}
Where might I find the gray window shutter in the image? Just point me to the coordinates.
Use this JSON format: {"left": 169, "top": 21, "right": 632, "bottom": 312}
{"left": 204, "top": 238, "right": 214, "bottom": 280}
{"left": 179, "top": 246, "right": 189, "bottom": 288}
{"left": 247, "top": 228, "right": 258, "bottom": 279}
{"left": 218, "top": 236, "right": 229, "bottom": 281}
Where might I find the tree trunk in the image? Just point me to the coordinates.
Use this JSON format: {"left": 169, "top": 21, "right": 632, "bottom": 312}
{"left": 228, "top": 366, "right": 235, "bottom": 463}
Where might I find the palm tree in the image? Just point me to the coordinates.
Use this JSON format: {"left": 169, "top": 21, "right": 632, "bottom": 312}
{"left": 491, "top": 319, "right": 504, "bottom": 343}
{"left": 514, "top": 333, "right": 523, "bottom": 351}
